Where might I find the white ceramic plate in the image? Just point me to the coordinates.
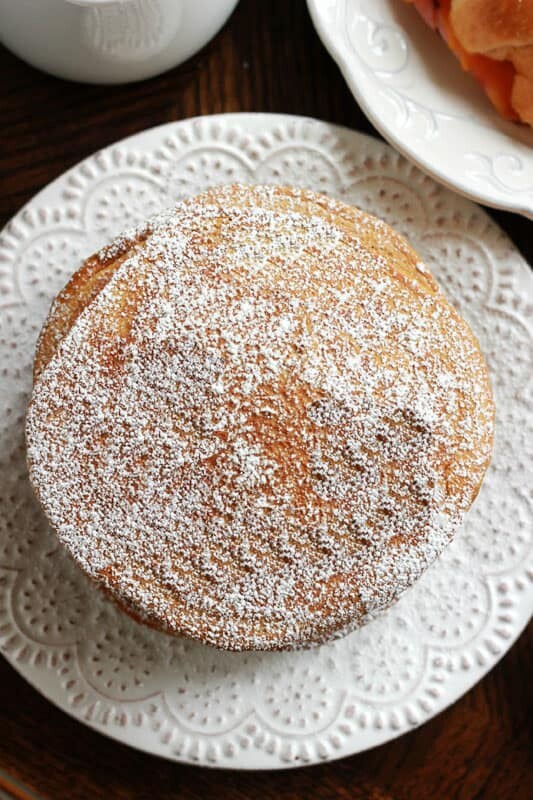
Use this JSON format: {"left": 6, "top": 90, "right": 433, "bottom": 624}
{"left": 0, "top": 114, "right": 532, "bottom": 770}
{"left": 307, "top": 0, "right": 533, "bottom": 218}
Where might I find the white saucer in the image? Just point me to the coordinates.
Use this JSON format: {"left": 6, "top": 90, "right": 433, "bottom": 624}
{"left": 0, "top": 113, "right": 531, "bottom": 769}
{"left": 307, "top": 0, "right": 533, "bottom": 219}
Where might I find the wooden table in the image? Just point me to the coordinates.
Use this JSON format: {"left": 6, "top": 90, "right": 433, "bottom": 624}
{"left": 1, "top": 2, "right": 531, "bottom": 798}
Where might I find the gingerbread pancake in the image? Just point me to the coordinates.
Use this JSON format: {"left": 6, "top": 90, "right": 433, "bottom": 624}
{"left": 26, "top": 185, "right": 494, "bottom": 650}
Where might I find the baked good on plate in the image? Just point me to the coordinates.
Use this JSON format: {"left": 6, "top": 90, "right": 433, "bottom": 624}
{"left": 404, "top": 0, "right": 533, "bottom": 125}
{"left": 26, "top": 184, "right": 494, "bottom": 650}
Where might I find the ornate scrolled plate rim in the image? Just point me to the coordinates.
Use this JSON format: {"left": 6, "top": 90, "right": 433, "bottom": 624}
{"left": 307, "top": 0, "right": 533, "bottom": 220}
{"left": 0, "top": 113, "right": 532, "bottom": 770}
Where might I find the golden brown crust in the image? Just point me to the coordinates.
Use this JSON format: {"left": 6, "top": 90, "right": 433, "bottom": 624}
{"left": 34, "top": 225, "right": 153, "bottom": 381}
{"left": 450, "top": 0, "right": 533, "bottom": 123}
{"left": 450, "top": 0, "right": 533, "bottom": 55}
{"left": 27, "top": 185, "right": 494, "bottom": 651}
{"left": 512, "top": 70, "right": 533, "bottom": 123}
{"left": 404, "top": 0, "right": 533, "bottom": 124}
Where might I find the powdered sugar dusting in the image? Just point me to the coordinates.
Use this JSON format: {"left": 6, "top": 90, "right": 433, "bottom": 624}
{"left": 26, "top": 185, "right": 494, "bottom": 650}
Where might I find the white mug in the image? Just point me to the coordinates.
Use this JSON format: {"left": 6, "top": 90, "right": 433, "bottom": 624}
{"left": 0, "top": 0, "right": 239, "bottom": 84}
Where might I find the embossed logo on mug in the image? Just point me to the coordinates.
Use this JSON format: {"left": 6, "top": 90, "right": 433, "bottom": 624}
{"left": 82, "top": 0, "right": 180, "bottom": 61}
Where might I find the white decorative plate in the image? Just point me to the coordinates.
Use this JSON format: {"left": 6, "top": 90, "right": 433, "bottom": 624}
{"left": 307, "top": 0, "right": 533, "bottom": 219}
{"left": 0, "top": 113, "right": 532, "bottom": 770}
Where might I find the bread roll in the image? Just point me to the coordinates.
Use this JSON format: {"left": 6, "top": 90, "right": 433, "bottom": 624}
{"left": 405, "top": 0, "right": 533, "bottom": 124}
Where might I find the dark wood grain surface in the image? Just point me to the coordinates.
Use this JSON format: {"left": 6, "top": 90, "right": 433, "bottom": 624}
{"left": 0, "top": 2, "right": 531, "bottom": 798}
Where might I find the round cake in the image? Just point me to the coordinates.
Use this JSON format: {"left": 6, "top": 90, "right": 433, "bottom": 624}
{"left": 26, "top": 184, "right": 494, "bottom": 650}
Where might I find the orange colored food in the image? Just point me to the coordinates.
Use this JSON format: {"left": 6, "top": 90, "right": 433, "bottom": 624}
{"left": 405, "top": 0, "right": 530, "bottom": 123}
